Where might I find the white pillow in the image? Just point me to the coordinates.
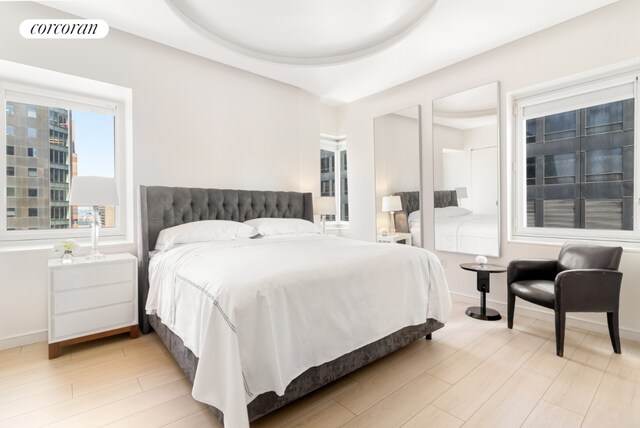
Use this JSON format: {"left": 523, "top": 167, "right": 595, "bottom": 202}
{"left": 435, "top": 206, "right": 472, "bottom": 219}
{"left": 155, "top": 220, "right": 258, "bottom": 251}
{"left": 244, "top": 218, "right": 320, "bottom": 236}
{"left": 408, "top": 210, "right": 421, "bottom": 227}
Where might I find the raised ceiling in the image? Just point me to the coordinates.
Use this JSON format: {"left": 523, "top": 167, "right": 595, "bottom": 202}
{"left": 433, "top": 82, "right": 498, "bottom": 129}
{"left": 165, "top": 0, "right": 437, "bottom": 65}
{"left": 40, "top": 0, "right": 618, "bottom": 104}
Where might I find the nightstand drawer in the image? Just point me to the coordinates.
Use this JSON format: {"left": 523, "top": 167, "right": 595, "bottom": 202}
{"left": 52, "top": 261, "right": 134, "bottom": 291}
{"left": 53, "top": 302, "right": 135, "bottom": 339}
{"left": 53, "top": 282, "right": 133, "bottom": 315}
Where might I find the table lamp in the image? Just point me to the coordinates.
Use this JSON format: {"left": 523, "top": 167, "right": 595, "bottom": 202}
{"left": 314, "top": 196, "right": 336, "bottom": 234}
{"left": 69, "top": 176, "right": 119, "bottom": 259}
{"left": 382, "top": 195, "right": 402, "bottom": 235}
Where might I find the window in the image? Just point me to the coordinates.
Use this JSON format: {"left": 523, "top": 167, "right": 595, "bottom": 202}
{"left": 320, "top": 135, "right": 348, "bottom": 224}
{"left": 6, "top": 146, "right": 13, "bottom": 155}
{"left": 511, "top": 70, "right": 638, "bottom": 244}
{"left": 1, "top": 61, "right": 132, "bottom": 246}
{"left": 7, "top": 208, "right": 15, "bottom": 217}
{"left": 7, "top": 187, "right": 14, "bottom": 197}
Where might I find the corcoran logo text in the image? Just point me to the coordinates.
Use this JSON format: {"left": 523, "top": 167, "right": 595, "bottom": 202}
{"left": 20, "top": 19, "right": 109, "bottom": 39}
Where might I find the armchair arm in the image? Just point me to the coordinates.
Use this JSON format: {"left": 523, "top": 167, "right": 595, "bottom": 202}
{"left": 555, "top": 269, "right": 623, "bottom": 312}
{"left": 507, "top": 259, "right": 558, "bottom": 285}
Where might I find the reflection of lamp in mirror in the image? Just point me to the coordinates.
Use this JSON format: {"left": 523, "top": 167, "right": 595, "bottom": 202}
{"left": 454, "top": 187, "right": 468, "bottom": 205}
{"left": 382, "top": 195, "right": 402, "bottom": 236}
{"left": 69, "top": 176, "right": 119, "bottom": 260}
{"left": 314, "top": 196, "right": 336, "bottom": 234}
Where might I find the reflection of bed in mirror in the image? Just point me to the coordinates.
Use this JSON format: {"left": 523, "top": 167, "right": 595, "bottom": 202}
{"left": 393, "top": 191, "right": 421, "bottom": 247}
{"left": 434, "top": 190, "right": 499, "bottom": 254}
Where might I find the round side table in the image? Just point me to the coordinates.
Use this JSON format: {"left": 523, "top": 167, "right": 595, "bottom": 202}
{"left": 460, "top": 263, "right": 506, "bottom": 321}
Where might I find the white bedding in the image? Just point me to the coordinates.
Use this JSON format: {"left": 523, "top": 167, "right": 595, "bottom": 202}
{"left": 408, "top": 210, "right": 422, "bottom": 247}
{"left": 146, "top": 234, "right": 451, "bottom": 428}
{"left": 435, "top": 213, "right": 498, "bottom": 254}
{"left": 410, "top": 223, "right": 421, "bottom": 247}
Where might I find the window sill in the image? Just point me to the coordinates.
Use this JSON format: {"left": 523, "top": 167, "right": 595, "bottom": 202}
{"left": 509, "top": 233, "right": 640, "bottom": 253}
{"left": 0, "top": 238, "right": 135, "bottom": 254}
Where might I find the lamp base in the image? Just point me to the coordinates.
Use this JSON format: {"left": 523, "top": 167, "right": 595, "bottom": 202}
{"left": 87, "top": 249, "right": 106, "bottom": 260}
{"left": 389, "top": 211, "right": 396, "bottom": 236}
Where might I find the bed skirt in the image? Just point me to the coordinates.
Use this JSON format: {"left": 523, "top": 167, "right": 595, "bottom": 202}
{"left": 148, "top": 314, "right": 443, "bottom": 423}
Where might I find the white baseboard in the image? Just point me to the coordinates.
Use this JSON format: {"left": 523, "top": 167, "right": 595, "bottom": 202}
{"left": 0, "top": 330, "right": 47, "bottom": 351}
{"left": 450, "top": 291, "right": 640, "bottom": 343}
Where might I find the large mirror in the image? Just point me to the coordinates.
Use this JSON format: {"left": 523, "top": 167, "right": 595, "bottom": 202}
{"left": 433, "top": 82, "right": 500, "bottom": 256}
{"left": 374, "top": 106, "right": 422, "bottom": 247}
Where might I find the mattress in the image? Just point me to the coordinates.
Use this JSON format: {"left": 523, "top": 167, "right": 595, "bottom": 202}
{"left": 146, "top": 234, "right": 451, "bottom": 428}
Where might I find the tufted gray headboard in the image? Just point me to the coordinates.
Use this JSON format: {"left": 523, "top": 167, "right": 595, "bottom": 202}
{"left": 392, "top": 191, "right": 420, "bottom": 234}
{"left": 137, "top": 186, "right": 314, "bottom": 333}
{"left": 434, "top": 190, "right": 458, "bottom": 208}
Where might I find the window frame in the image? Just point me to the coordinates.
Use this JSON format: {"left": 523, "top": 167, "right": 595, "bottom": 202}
{"left": 508, "top": 68, "right": 640, "bottom": 245}
{"left": 320, "top": 134, "right": 349, "bottom": 228}
{"left": 0, "top": 63, "right": 133, "bottom": 248}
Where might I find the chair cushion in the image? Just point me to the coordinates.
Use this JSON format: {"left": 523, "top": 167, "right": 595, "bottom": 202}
{"left": 510, "top": 280, "right": 555, "bottom": 309}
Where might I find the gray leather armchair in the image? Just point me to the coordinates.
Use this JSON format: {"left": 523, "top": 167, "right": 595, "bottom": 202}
{"left": 507, "top": 243, "right": 623, "bottom": 357}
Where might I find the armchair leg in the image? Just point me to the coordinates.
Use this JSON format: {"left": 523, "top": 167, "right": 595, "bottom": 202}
{"left": 555, "top": 310, "right": 566, "bottom": 357}
{"left": 507, "top": 289, "right": 515, "bottom": 329}
{"left": 607, "top": 311, "right": 622, "bottom": 354}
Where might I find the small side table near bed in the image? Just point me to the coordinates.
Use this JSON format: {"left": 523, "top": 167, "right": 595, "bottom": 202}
{"left": 47, "top": 253, "right": 139, "bottom": 359}
{"left": 377, "top": 232, "right": 412, "bottom": 246}
{"left": 460, "top": 262, "right": 506, "bottom": 321}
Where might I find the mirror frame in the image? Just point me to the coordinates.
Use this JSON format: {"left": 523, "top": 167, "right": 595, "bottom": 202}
{"left": 372, "top": 105, "right": 423, "bottom": 247}
{"left": 431, "top": 81, "right": 501, "bottom": 257}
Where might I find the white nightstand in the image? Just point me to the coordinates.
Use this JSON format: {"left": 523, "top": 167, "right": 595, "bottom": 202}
{"left": 377, "top": 232, "right": 412, "bottom": 246}
{"left": 47, "top": 253, "right": 139, "bottom": 359}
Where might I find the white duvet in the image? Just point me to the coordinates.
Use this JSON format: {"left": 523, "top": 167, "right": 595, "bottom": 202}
{"left": 146, "top": 235, "right": 451, "bottom": 428}
{"left": 436, "top": 213, "right": 498, "bottom": 254}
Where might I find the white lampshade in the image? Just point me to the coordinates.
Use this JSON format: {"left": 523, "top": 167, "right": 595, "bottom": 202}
{"left": 314, "top": 196, "right": 336, "bottom": 215}
{"left": 382, "top": 195, "right": 402, "bottom": 212}
{"left": 69, "top": 176, "right": 119, "bottom": 206}
{"left": 455, "top": 187, "right": 468, "bottom": 199}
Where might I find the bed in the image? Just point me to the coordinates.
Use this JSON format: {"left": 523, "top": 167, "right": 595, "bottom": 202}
{"left": 394, "top": 190, "right": 498, "bottom": 254}
{"left": 138, "top": 186, "right": 450, "bottom": 427}
{"left": 433, "top": 190, "right": 499, "bottom": 254}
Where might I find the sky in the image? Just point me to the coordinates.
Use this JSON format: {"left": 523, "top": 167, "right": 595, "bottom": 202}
{"left": 72, "top": 110, "right": 115, "bottom": 177}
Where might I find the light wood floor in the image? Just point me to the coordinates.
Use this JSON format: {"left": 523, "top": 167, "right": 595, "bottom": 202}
{"left": 1, "top": 301, "right": 639, "bottom": 427}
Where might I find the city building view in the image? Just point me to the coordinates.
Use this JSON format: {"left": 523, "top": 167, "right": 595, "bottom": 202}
{"left": 5, "top": 101, "right": 115, "bottom": 231}
{"left": 320, "top": 142, "right": 348, "bottom": 223}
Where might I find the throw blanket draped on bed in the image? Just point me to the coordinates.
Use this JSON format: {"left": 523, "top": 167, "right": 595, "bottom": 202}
{"left": 146, "top": 235, "right": 451, "bottom": 428}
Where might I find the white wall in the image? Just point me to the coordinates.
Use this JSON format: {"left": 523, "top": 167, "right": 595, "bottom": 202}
{"left": 0, "top": 2, "right": 336, "bottom": 347}
{"left": 434, "top": 124, "right": 463, "bottom": 191}
{"left": 338, "top": 0, "right": 640, "bottom": 339}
